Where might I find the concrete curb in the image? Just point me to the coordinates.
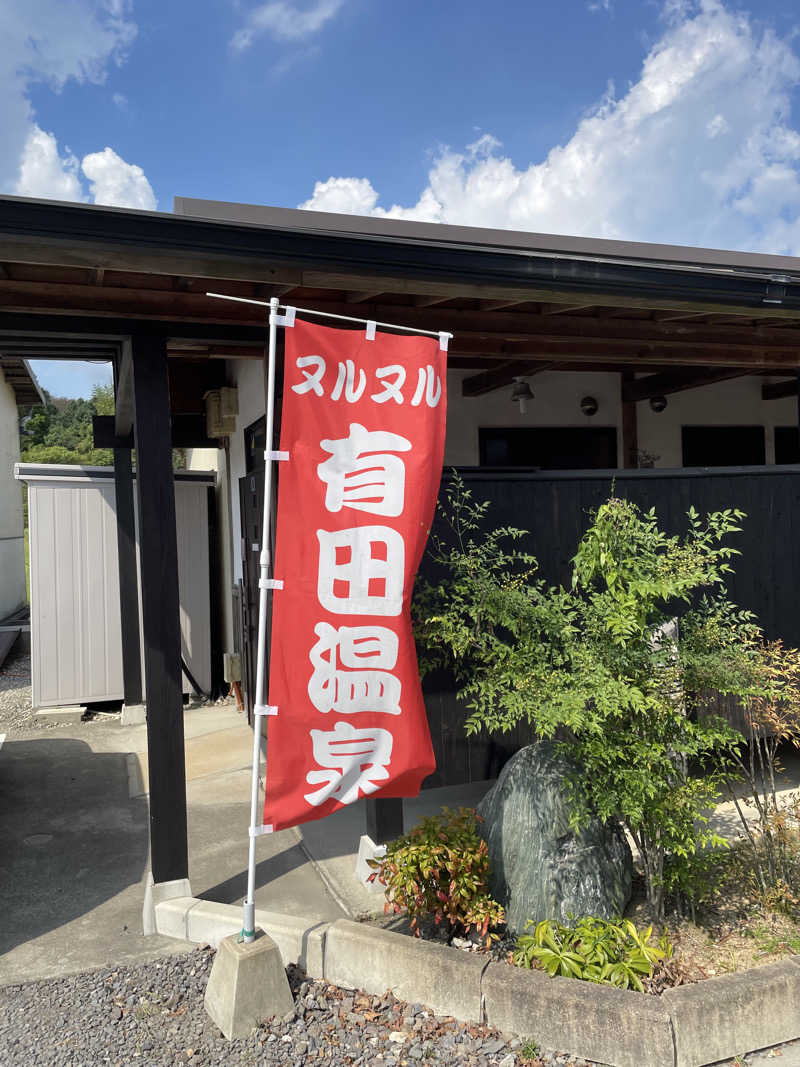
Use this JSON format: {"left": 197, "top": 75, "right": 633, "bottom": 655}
{"left": 152, "top": 896, "right": 800, "bottom": 1066}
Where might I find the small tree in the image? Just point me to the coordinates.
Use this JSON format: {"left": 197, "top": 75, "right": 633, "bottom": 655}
{"left": 414, "top": 478, "right": 750, "bottom": 920}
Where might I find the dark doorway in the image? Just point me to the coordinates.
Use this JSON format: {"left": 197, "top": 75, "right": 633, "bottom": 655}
{"left": 479, "top": 426, "right": 618, "bottom": 469}
{"left": 682, "top": 426, "right": 765, "bottom": 467}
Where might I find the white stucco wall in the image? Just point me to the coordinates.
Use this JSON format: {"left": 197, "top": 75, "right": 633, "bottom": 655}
{"left": 0, "top": 369, "right": 26, "bottom": 617}
{"left": 445, "top": 369, "right": 799, "bottom": 468}
{"left": 445, "top": 369, "right": 625, "bottom": 466}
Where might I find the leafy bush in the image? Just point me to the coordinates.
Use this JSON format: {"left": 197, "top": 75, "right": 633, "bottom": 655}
{"left": 367, "top": 807, "right": 505, "bottom": 944}
{"left": 414, "top": 477, "right": 752, "bottom": 919}
{"left": 513, "top": 917, "right": 671, "bottom": 992}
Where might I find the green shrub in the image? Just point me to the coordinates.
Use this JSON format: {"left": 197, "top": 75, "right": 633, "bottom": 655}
{"left": 367, "top": 807, "right": 505, "bottom": 944}
{"left": 513, "top": 917, "right": 671, "bottom": 992}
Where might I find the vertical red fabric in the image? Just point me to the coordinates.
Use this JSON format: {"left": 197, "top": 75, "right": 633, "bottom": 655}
{"left": 263, "top": 317, "right": 447, "bottom": 831}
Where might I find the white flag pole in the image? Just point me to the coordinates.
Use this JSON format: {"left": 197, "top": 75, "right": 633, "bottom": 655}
{"left": 241, "top": 295, "right": 280, "bottom": 943}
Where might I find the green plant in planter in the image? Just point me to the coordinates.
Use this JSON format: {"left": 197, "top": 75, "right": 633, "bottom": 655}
{"left": 513, "top": 917, "right": 671, "bottom": 992}
{"left": 367, "top": 807, "right": 505, "bottom": 944}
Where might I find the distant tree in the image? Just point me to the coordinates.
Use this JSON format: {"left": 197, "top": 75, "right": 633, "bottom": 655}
{"left": 19, "top": 384, "right": 114, "bottom": 466}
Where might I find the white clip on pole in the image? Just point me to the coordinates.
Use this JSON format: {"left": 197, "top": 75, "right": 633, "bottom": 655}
{"left": 439, "top": 332, "right": 450, "bottom": 353}
{"left": 365, "top": 320, "right": 377, "bottom": 341}
{"left": 242, "top": 295, "right": 282, "bottom": 945}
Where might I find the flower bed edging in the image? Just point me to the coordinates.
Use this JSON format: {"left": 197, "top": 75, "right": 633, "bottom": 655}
{"left": 481, "top": 960, "right": 674, "bottom": 1067}
{"left": 661, "top": 958, "right": 800, "bottom": 1067}
{"left": 152, "top": 896, "right": 800, "bottom": 1066}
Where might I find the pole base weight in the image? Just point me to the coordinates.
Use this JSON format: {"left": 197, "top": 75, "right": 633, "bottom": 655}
{"left": 205, "top": 929, "right": 294, "bottom": 1040}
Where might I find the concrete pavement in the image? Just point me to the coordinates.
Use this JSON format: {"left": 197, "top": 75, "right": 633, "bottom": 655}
{"left": 0, "top": 704, "right": 343, "bottom": 986}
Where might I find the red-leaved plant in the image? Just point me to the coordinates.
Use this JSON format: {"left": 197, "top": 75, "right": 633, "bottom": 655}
{"left": 367, "top": 806, "right": 505, "bottom": 945}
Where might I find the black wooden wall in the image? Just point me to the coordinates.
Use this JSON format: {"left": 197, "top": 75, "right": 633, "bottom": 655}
{"left": 419, "top": 465, "right": 800, "bottom": 788}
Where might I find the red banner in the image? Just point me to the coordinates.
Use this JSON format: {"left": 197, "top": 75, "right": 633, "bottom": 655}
{"left": 263, "top": 317, "right": 447, "bottom": 831}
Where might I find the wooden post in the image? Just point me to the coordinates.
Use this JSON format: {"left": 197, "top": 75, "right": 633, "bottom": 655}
{"left": 131, "top": 333, "right": 188, "bottom": 884}
{"left": 113, "top": 445, "right": 142, "bottom": 706}
{"left": 365, "top": 797, "right": 404, "bottom": 845}
{"left": 621, "top": 371, "right": 639, "bottom": 468}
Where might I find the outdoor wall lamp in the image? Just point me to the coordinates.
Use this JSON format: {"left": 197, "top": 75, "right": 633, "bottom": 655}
{"left": 580, "top": 396, "right": 599, "bottom": 416}
{"left": 650, "top": 395, "right": 668, "bottom": 413}
{"left": 510, "top": 377, "right": 534, "bottom": 415}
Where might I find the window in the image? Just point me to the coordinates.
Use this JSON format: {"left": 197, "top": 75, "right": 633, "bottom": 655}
{"left": 479, "top": 427, "right": 618, "bottom": 469}
{"left": 775, "top": 427, "right": 800, "bottom": 465}
{"left": 681, "top": 426, "right": 765, "bottom": 467}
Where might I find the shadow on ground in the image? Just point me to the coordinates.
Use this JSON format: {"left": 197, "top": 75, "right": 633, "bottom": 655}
{"left": 0, "top": 737, "right": 148, "bottom": 960}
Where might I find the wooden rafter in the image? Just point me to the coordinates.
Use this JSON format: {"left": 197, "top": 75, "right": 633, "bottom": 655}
{"left": 461, "top": 360, "right": 555, "bottom": 398}
{"left": 540, "top": 303, "right": 596, "bottom": 315}
{"left": 762, "top": 379, "right": 798, "bottom": 400}
{"left": 5, "top": 281, "right": 800, "bottom": 357}
{"left": 622, "top": 368, "right": 746, "bottom": 403}
{"left": 412, "top": 295, "right": 452, "bottom": 307}
{"left": 345, "top": 290, "right": 383, "bottom": 304}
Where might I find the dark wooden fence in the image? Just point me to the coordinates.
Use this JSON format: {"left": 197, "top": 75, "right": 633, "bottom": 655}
{"left": 420, "top": 465, "right": 800, "bottom": 788}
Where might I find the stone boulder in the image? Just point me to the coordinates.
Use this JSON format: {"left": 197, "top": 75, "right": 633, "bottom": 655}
{"left": 476, "top": 741, "right": 632, "bottom": 934}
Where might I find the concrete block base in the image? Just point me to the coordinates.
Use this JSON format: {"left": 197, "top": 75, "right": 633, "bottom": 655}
{"left": 204, "top": 929, "right": 294, "bottom": 1040}
{"left": 34, "top": 705, "right": 86, "bottom": 725}
{"left": 354, "top": 834, "right": 386, "bottom": 891}
{"left": 142, "top": 873, "right": 193, "bottom": 936}
{"left": 121, "top": 703, "right": 147, "bottom": 726}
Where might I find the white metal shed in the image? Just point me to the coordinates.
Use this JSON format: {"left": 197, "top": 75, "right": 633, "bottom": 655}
{"left": 15, "top": 463, "right": 214, "bottom": 709}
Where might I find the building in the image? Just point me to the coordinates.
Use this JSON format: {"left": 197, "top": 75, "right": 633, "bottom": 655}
{"left": 0, "top": 353, "right": 42, "bottom": 622}
{"left": 3, "top": 191, "right": 800, "bottom": 883}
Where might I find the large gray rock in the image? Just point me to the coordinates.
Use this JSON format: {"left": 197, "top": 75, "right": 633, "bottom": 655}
{"left": 477, "top": 741, "right": 632, "bottom": 934}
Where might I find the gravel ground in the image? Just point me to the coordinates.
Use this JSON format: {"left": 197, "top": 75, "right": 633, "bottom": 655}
{"left": 0, "top": 947, "right": 602, "bottom": 1067}
{"left": 0, "top": 645, "right": 38, "bottom": 733}
{"left": 0, "top": 644, "right": 233, "bottom": 735}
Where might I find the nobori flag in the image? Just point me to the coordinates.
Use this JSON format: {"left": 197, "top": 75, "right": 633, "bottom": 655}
{"left": 264, "top": 318, "right": 447, "bottom": 831}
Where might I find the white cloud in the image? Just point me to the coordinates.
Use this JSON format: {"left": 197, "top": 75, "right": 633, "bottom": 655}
{"left": 81, "top": 147, "right": 156, "bottom": 209}
{"left": 2, "top": 1, "right": 156, "bottom": 208}
{"left": 300, "top": 0, "right": 800, "bottom": 256}
{"left": 15, "top": 128, "right": 85, "bottom": 202}
{"left": 231, "top": 0, "right": 344, "bottom": 51}
{"left": 112, "top": 92, "right": 128, "bottom": 110}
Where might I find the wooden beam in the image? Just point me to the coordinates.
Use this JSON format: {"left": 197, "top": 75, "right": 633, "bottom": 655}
{"left": 452, "top": 338, "right": 798, "bottom": 370}
{"left": 115, "top": 340, "right": 133, "bottom": 436}
{"left": 412, "top": 295, "right": 452, "bottom": 308}
{"left": 622, "top": 368, "right": 746, "bottom": 403}
{"left": 6, "top": 231, "right": 800, "bottom": 322}
{"left": 540, "top": 303, "right": 596, "bottom": 315}
{"left": 7, "top": 282, "right": 800, "bottom": 355}
{"left": 131, "top": 332, "right": 188, "bottom": 885}
{"left": 621, "top": 371, "right": 638, "bottom": 468}
{"left": 462, "top": 360, "right": 554, "bottom": 397}
{"left": 113, "top": 446, "right": 142, "bottom": 708}
{"left": 762, "top": 379, "right": 798, "bottom": 400}
{"left": 94, "top": 413, "right": 216, "bottom": 448}
{"left": 345, "top": 290, "right": 383, "bottom": 304}
{"left": 479, "top": 298, "right": 526, "bottom": 312}
{"left": 651, "top": 310, "right": 710, "bottom": 322}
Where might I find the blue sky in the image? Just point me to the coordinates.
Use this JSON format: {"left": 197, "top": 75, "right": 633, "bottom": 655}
{"left": 5, "top": 0, "right": 800, "bottom": 397}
